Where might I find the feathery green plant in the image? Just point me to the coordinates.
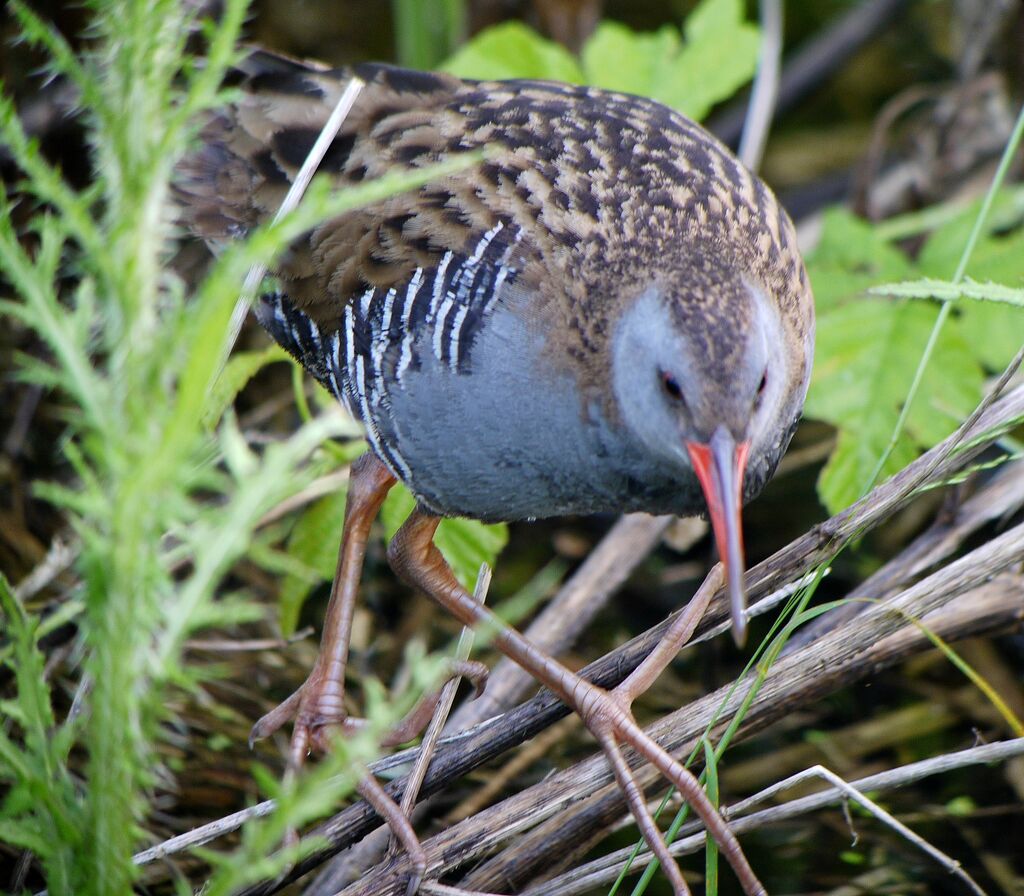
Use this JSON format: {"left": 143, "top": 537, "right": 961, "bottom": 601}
{"left": 0, "top": 2, "right": 485, "bottom": 891}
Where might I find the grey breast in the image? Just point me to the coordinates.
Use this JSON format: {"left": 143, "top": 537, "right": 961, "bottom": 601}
{"left": 258, "top": 222, "right": 705, "bottom": 522}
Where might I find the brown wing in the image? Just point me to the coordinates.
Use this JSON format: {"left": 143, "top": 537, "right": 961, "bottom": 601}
{"left": 177, "top": 50, "right": 810, "bottom": 383}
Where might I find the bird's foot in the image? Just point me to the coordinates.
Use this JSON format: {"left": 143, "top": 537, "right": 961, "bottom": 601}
{"left": 573, "top": 683, "right": 766, "bottom": 896}
{"left": 249, "top": 656, "right": 489, "bottom": 895}
{"left": 250, "top": 657, "right": 488, "bottom": 754}
{"left": 249, "top": 658, "right": 352, "bottom": 757}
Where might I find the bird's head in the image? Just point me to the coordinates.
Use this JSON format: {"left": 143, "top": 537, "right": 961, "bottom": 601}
{"left": 610, "top": 262, "right": 802, "bottom": 645}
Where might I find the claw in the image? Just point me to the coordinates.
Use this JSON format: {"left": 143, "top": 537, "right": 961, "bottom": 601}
{"left": 451, "top": 658, "right": 489, "bottom": 700}
{"left": 249, "top": 687, "right": 304, "bottom": 748}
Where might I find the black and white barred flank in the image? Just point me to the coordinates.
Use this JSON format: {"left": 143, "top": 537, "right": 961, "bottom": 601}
{"left": 256, "top": 222, "right": 521, "bottom": 483}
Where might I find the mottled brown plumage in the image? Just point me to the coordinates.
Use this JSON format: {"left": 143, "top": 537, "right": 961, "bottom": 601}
{"left": 178, "top": 49, "right": 814, "bottom": 896}
{"left": 179, "top": 52, "right": 811, "bottom": 407}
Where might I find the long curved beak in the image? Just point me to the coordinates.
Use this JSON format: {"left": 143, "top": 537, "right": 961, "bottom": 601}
{"left": 686, "top": 427, "right": 751, "bottom": 647}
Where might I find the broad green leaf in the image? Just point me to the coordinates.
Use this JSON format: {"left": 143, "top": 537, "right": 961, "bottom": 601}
{"left": 914, "top": 188, "right": 1024, "bottom": 278}
{"left": 441, "top": 22, "right": 584, "bottom": 83}
{"left": 955, "top": 302, "right": 1024, "bottom": 372}
{"left": 806, "top": 208, "right": 914, "bottom": 313}
{"left": 664, "top": 0, "right": 760, "bottom": 120}
{"left": 581, "top": 23, "right": 681, "bottom": 98}
{"left": 917, "top": 218, "right": 1024, "bottom": 371}
{"left": 435, "top": 515, "right": 508, "bottom": 592}
{"left": 805, "top": 298, "right": 983, "bottom": 513}
{"left": 581, "top": 0, "right": 758, "bottom": 120}
{"left": 381, "top": 485, "right": 507, "bottom": 590}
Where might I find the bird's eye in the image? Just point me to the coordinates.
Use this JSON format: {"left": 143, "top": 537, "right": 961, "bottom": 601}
{"left": 660, "top": 371, "right": 684, "bottom": 402}
{"left": 754, "top": 371, "right": 768, "bottom": 407}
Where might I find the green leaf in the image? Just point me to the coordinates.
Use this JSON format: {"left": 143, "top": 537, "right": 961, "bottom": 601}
{"left": 946, "top": 795, "right": 977, "bottom": 816}
{"left": 806, "top": 208, "right": 915, "bottom": 314}
{"left": 204, "top": 342, "right": 290, "bottom": 429}
{"left": 435, "top": 516, "right": 508, "bottom": 592}
{"left": 916, "top": 216, "right": 1024, "bottom": 372}
{"left": 441, "top": 22, "right": 584, "bottom": 82}
{"left": 581, "top": 0, "right": 758, "bottom": 120}
{"left": 665, "top": 0, "right": 759, "bottom": 120}
{"left": 279, "top": 489, "right": 349, "bottom": 635}
{"left": 702, "top": 738, "right": 720, "bottom": 895}
{"left": 380, "top": 485, "right": 507, "bottom": 590}
{"left": 392, "top": 0, "right": 465, "bottom": 69}
{"left": 955, "top": 301, "right": 1024, "bottom": 372}
{"left": 805, "top": 298, "right": 983, "bottom": 513}
{"left": 870, "top": 277, "right": 1024, "bottom": 308}
{"left": 581, "top": 23, "right": 682, "bottom": 98}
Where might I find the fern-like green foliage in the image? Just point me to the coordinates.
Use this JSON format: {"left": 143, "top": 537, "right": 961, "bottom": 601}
{"left": 0, "top": 2, "right": 485, "bottom": 891}
{"left": 804, "top": 190, "right": 1024, "bottom": 513}
{"left": 442, "top": 0, "right": 759, "bottom": 121}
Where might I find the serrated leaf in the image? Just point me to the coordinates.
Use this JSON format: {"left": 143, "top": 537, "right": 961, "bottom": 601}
{"left": 441, "top": 22, "right": 584, "bottom": 83}
{"left": 916, "top": 218, "right": 1024, "bottom": 371}
{"left": 581, "top": 23, "right": 681, "bottom": 98}
{"left": 0, "top": 816, "right": 51, "bottom": 856}
{"left": 805, "top": 298, "right": 983, "bottom": 513}
{"left": 806, "top": 208, "right": 915, "bottom": 313}
{"left": 663, "top": 0, "right": 760, "bottom": 120}
{"left": 915, "top": 189, "right": 1024, "bottom": 279}
{"left": 581, "top": 0, "right": 758, "bottom": 120}
{"left": 870, "top": 277, "right": 1024, "bottom": 307}
{"left": 381, "top": 484, "right": 507, "bottom": 590}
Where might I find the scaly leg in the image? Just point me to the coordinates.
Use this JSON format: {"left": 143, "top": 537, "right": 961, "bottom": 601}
{"left": 388, "top": 506, "right": 765, "bottom": 896}
{"left": 252, "top": 453, "right": 468, "bottom": 893}
{"left": 251, "top": 451, "right": 397, "bottom": 761}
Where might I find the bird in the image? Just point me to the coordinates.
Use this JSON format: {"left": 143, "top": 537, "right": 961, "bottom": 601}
{"left": 177, "top": 48, "right": 814, "bottom": 896}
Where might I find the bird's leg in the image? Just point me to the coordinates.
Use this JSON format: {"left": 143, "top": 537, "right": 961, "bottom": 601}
{"left": 251, "top": 455, "right": 489, "bottom": 893}
{"left": 613, "top": 563, "right": 724, "bottom": 704}
{"left": 251, "top": 451, "right": 397, "bottom": 761}
{"left": 388, "top": 508, "right": 766, "bottom": 896}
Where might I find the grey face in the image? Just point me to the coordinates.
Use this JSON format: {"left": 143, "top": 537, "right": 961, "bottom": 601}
{"left": 611, "top": 284, "right": 791, "bottom": 470}
{"left": 610, "top": 280, "right": 797, "bottom": 645}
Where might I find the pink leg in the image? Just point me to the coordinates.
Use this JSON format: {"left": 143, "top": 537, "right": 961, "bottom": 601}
{"left": 252, "top": 454, "right": 445, "bottom": 894}
{"left": 388, "top": 507, "right": 765, "bottom": 896}
{"left": 251, "top": 452, "right": 397, "bottom": 763}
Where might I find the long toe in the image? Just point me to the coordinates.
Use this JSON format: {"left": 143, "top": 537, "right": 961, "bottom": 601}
{"left": 249, "top": 687, "right": 303, "bottom": 747}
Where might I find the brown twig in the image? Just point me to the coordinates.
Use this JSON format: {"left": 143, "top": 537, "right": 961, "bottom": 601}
{"left": 223, "top": 385, "right": 1024, "bottom": 896}
{"left": 521, "top": 734, "right": 1024, "bottom": 896}
{"left": 341, "top": 556, "right": 1023, "bottom": 896}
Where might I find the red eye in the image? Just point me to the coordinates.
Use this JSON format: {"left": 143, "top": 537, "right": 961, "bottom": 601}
{"left": 661, "top": 371, "right": 684, "bottom": 401}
